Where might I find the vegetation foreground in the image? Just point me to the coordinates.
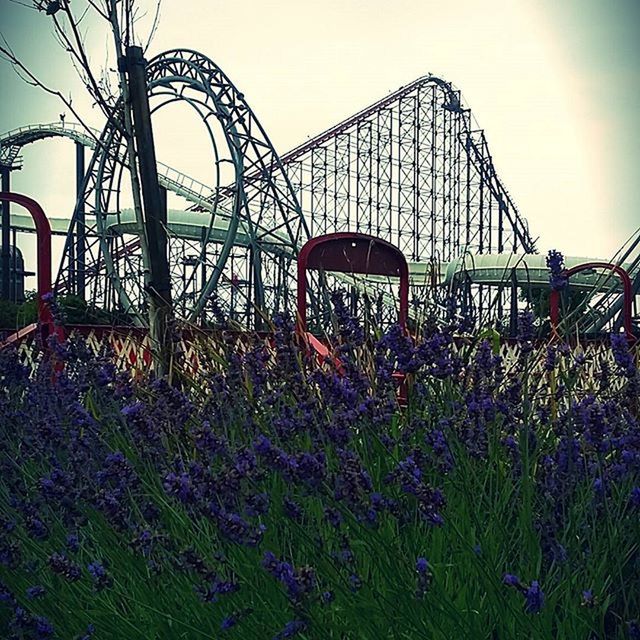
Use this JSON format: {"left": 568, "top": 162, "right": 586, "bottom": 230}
{"left": 0, "top": 309, "right": 639, "bottom": 639}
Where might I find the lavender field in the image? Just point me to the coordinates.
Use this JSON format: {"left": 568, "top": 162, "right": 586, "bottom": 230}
{"left": 1, "top": 0, "right": 638, "bottom": 635}
{"left": 0, "top": 298, "right": 639, "bottom": 640}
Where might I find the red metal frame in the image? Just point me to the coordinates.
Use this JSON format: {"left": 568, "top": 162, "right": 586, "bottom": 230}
{"left": 297, "top": 232, "right": 409, "bottom": 404}
{"left": 297, "top": 232, "right": 410, "bottom": 333}
{"left": 550, "top": 261, "right": 635, "bottom": 340}
{"left": 0, "top": 192, "right": 64, "bottom": 345}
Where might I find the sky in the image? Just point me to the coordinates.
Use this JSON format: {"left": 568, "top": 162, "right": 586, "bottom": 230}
{"left": 1, "top": 0, "right": 639, "bottom": 289}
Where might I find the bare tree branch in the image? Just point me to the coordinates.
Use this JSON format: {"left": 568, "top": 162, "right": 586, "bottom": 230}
{"left": 144, "top": 0, "right": 163, "bottom": 53}
{"left": 3, "top": 0, "right": 173, "bottom": 372}
{"left": 6, "top": 0, "right": 38, "bottom": 10}
{"left": 0, "top": 35, "right": 102, "bottom": 148}
{"left": 76, "top": 5, "right": 91, "bottom": 25}
{"left": 52, "top": 7, "right": 118, "bottom": 123}
{"left": 85, "top": 0, "right": 109, "bottom": 21}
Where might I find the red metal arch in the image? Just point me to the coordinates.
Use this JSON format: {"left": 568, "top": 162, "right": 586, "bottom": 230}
{"left": 297, "top": 232, "right": 410, "bottom": 404}
{"left": 0, "top": 191, "right": 63, "bottom": 345}
{"left": 550, "top": 261, "right": 635, "bottom": 340}
{"left": 296, "top": 232, "right": 410, "bottom": 333}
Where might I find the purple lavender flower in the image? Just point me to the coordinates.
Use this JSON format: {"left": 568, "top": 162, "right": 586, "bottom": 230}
{"left": 245, "top": 492, "right": 270, "bottom": 517}
{"left": 221, "top": 615, "right": 237, "bottom": 630}
{"left": 283, "top": 496, "right": 303, "bottom": 521}
{"left": 524, "top": 580, "right": 545, "bottom": 614}
{"left": 10, "top": 608, "right": 55, "bottom": 640}
{"left": 475, "top": 340, "right": 501, "bottom": 375}
{"left": 581, "top": 589, "right": 595, "bottom": 608}
{"left": 294, "top": 450, "right": 327, "bottom": 488}
{"left": 262, "top": 551, "right": 316, "bottom": 603}
{"left": 503, "top": 573, "right": 521, "bottom": 588}
{"left": 517, "top": 310, "right": 536, "bottom": 347}
{"left": 348, "top": 573, "right": 362, "bottom": 592}
{"left": 0, "top": 537, "right": 20, "bottom": 568}
{"left": 77, "top": 624, "right": 95, "bottom": 640}
{"left": 66, "top": 534, "right": 80, "bottom": 552}
{"left": 323, "top": 507, "right": 343, "bottom": 529}
{"left": 547, "top": 250, "right": 567, "bottom": 291}
{"left": 387, "top": 455, "right": 445, "bottom": 526}
{"left": 196, "top": 576, "right": 240, "bottom": 603}
{"left": 377, "top": 324, "right": 420, "bottom": 372}
{"left": 425, "top": 429, "right": 454, "bottom": 472}
{"left": 220, "top": 608, "right": 253, "bottom": 632}
{"left": 163, "top": 471, "right": 194, "bottom": 504}
{"left": 9, "top": 606, "right": 31, "bottom": 634}
{"left": 593, "top": 477, "right": 604, "bottom": 494}
{"left": 214, "top": 510, "right": 265, "bottom": 547}
{"left": 0, "top": 582, "right": 13, "bottom": 603}
{"left": 628, "top": 620, "right": 640, "bottom": 640}
{"left": 331, "top": 289, "right": 365, "bottom": 347}
{"left": 544, "top": 346, "right": 557, "bottom": 372}
{"left": 191, "top": 421, "right": 228, "bottom": 458}
{"left": 39, "top": 468, "right": 73, "bottom": 502}
{"left": 26, "top": 516, "right": 48, "bottom": 540}
{"left": 273, "top": 619, "right": 307, "bottom": 639}
{"left": 34, "top": 615, "right": 55, "bottom": 639}
{"left": 48, "top": 552, "right": 81, "bottom": 582}
{"left": 88, "top": 560, "right": 112, "bottom": 591}
{"left": 611, "top": 333, "right": 637, "bottom": 379}
{"left": 333, "top": 449, "right": 374, "bottom": 509}
{"left": 26, "top": 585, "right": 46, "bottom": 600}
{"left": 415, "top": 556, "right": 432, "bottom": 598}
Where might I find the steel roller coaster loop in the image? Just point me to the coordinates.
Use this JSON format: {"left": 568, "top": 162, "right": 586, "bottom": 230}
{"left": 55, "top": 48, "right": 309, "bottom": 326}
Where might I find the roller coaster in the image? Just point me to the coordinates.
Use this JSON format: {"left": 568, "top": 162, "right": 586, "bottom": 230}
{"left": 1, "top": 48, "right": 638, "bottom": 335}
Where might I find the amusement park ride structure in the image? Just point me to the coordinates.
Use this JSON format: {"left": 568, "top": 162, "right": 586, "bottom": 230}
{"left": 1, "top": 48, "right": 638, "bottom": 338}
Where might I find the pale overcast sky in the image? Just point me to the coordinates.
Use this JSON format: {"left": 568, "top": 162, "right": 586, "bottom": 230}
{"left": 1, "top": 0, "right": 639, "bottom": 283}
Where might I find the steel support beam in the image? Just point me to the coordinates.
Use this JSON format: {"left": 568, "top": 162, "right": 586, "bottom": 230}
{"left": 1, "top": 167, "right": 10, "bottom": 300}
{"left": 75, "top": 141, "right": 86, "bottom": 298}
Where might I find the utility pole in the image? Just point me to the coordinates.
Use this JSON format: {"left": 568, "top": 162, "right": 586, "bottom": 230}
{"left": 124, "top": 45, "right": 172, "bottom": 376}
{"left": 75, "top": 142, "right": 86, "bottom": 298}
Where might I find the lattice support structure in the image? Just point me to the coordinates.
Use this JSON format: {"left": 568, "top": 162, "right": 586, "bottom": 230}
{"left": 254, "top": 76, "right": 536, "bottom": 326}
{"left": 1, "top": 67, "right": 543, "bottom": 330}
{"left": 52, "top": 49, "right": 308, "bottom": 328}
{"left": 272, "top": 79, "right": 534, "bottom": 259}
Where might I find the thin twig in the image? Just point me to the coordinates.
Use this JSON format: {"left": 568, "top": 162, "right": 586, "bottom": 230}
{"left": 6, "top": 0, "right": 38, "bottom": 9}
{"left": 52, "top": 7, "right": 116, "bottom": 120}
{"left": 0, "top": 36, "right": 101, "bottom": 146}
{"left": 144, "top": 0, "right": 163, "bottom": 53}
{"left": 76, "top": 5, "right": 91, "bottom": 25}
{"left": 86, "top": 0, "right": 109, "bottom": 20}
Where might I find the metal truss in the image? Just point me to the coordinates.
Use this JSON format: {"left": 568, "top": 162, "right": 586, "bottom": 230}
{"left": 255, "top": 76, "right": 536, "bottom": 324}
{"left": 52, "top": 49, "right": 309, "bottom": 327}
{"left": 2, "top": 67, "right": 554, "bottom": 330}
{"left": 0, "top": 122, "right": 99, "bottom": 169}
{"left": 275, "top": 77, "right": 534, "bottom": 256}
